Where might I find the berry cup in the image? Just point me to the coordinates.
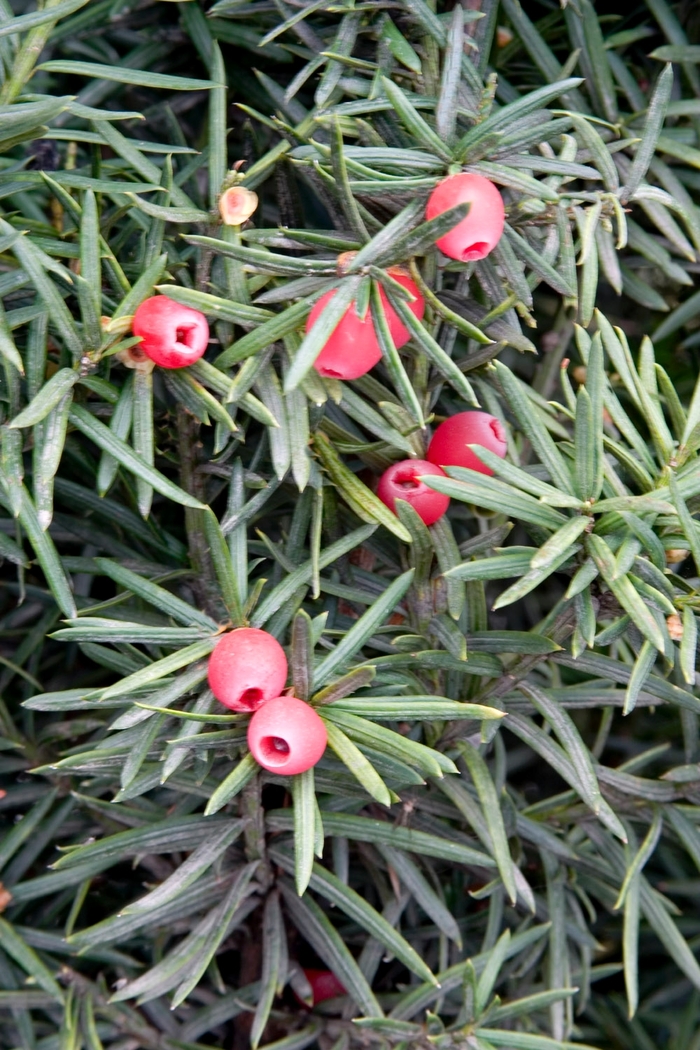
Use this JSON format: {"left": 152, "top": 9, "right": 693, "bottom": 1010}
{"left": 307, "top": 269, "right": 424, "bottom": 381}
{"left": 377, "top": 459, "right": 450, "bottom": 526}
{"left": 208, "top": 628, "right": 288, "bottom": 713}
{"left": 247, "top": 696, "right": 327, "bottom": 775}
{"left": 426, "top": 173, "right": 505, "bottom": 262}
{"left": 426, "top": 411, "right": 507, "bottom": 475}
{"left": 132, "top": 295, "right": 209, "bottom": 369}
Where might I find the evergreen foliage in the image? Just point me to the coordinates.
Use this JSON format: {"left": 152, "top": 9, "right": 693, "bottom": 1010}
{"left": 1, "top": 1, "right": 700, "bottom": 1047}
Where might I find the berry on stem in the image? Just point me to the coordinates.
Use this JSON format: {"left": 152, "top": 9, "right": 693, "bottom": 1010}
{"left": 377, "top": 459, "right": 450, "bottom": 526}
{"left": 426, "top": 411, "right": 507, "bottom": 475}
{"left": 132, "top": 295, "right": 209, "bottom": 369}
{"left": 247, "top": 696, "right": 327, "bottom": 775}
{"left": 208, "top": 628, "right": 288, "bottom": 712}
{"left": 426, "top": 173, "right": 505, "bottom": 261}
{"left": 302, "top": 969, "right": 346, "bottom": 1005}
{"left": 306, "top": 268, "right": 424, "bottom": 381}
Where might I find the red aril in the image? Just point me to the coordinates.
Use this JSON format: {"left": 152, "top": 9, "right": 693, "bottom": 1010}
{"left": 303, "top": 969, "right": 346, "bottom": 1005}
{"left": 426, "top": 411, "right": 507, "bottom": 475}
{"left": 426, "top": 173, "right": 505, "bottom": 262}
{"left": 377, "top": 459, "right": 450, "bottom": 526}
{"left": 208, "top": 628, "right": 288, "bottom": 713}
{"left": 247, "top": 696, "right": 327, "bottom": 775}
{"left": 307, "top": 269, "right": 424, "bottom": 381}
{"left": 132, "top": 295, "right": 209, "bottom": 369}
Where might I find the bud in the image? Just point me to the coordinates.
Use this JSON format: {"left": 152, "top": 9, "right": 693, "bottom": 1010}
{"left": 667, "top": 613, "right": 683, "bottom": 641}
{"left": 0, "top": 883, "right": 11, "bottom": 914}
{"left": 336, "top": 251, "right": 358, "bottom": 274}
{"left": 102, "top": 314, "right": 135, "bottom": 337}
{"left": 218, "top": 186, "right": 258, "bottom": 226}
{"left": 115, "top": 343, "right": 155, "bottom": 373}
{"left": 666, "top": 548, "right": 690, "bottom": 565}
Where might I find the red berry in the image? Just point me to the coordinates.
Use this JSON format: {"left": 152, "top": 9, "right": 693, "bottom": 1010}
{"left": 132, "top": 295, "right": 209, "bottom": 369}
{"left": 426, "top": 412, "right": 507, "bottom": 475}
{"left": 377, "top": 459, "right": 450, "bottom": 526}
{"left": 208, "top": 628, "right": 288, "bottom": 713}
{"left": 303, "top": 969, "right": 346, "bottom": 1005}
{"left": 247, "top": 696, "right": 327, "bottom": 775}
{"left": 306, "top": 271, "right": 424, "bottom": 381}
{"left": 426, "top": 173, "right": 505, "bottom": 262}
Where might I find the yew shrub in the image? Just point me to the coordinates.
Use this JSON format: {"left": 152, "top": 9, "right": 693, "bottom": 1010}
{"left": 1, "top": 2, "right": 700, "bottom": 1049}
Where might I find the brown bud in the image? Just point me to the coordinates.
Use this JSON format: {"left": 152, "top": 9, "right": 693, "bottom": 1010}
{"left": 667, "top": 613, "right": 683, "bottom": 641}
{"left": 666, "top": 548, "right": 690, "bottom": 565}
{"left": 336, "top": 251, "right": 358, "bottom": 275}
{"left": 116, "top": 344, "right": 155, "bottom": 373}
{"left": 102, "top": 315, "right": 135, "bottom": 337}
{"left": 349, "top": 545, "right": 376, "bottom": 571}
{"left": 218, "top": 186, "right": 258, "bottom": 226}
{"left": 541, "top": 330, "right": 560, "bottom": 353}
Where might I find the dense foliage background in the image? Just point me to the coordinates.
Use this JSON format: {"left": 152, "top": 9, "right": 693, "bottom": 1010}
{"left": 2, "top": 0, "right": 700, "bottom": 1048}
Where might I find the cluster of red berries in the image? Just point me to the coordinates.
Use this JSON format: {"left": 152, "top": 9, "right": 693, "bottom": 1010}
{"left": 207, "top": 628, "right": 327, "bottom": 775}
{"left": 126, "top": 174, "right": 503, "bottom": 380}
{"left": 306, "top": 173, "right": 505, "bottom": 381}
{"left": 377, "top": 411, "right": 508, "bottom": 527}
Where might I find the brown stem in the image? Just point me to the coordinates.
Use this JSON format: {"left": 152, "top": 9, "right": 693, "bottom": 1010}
{"left": 241, "top": 773, "right": 273, "bottom": 891}
{"left": 462, "top": 0, "right": 483, "bottom": 37}
{"left": 176, "top": 405, "right": 222, "bottom": 620}
{"left": 174, "top": 230, "right": 229, "bottom": 619}
{"left": 532, "top": 307, "right": 575, "bottom": 402}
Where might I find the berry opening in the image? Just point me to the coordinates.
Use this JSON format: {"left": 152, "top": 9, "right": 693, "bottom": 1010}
{"left": 319, "top": 367, "right": 342, "bottom": 378}
{"left": 237, "top": 687, "right": 263, "bottom": 710}
{"left": 462, "top": 242, "right": 489, "bottom": 261}
{"left": 490, "top": 418, "right": 506, "bottom": 442}
{"left": 395, "top": 470, "right": 420, "bottom": 490}
{"left": 176, "top": 326, "right": 195, "bottom": 347}
{"left": 259, "top": 735, "right": 291, "bottom": 765}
